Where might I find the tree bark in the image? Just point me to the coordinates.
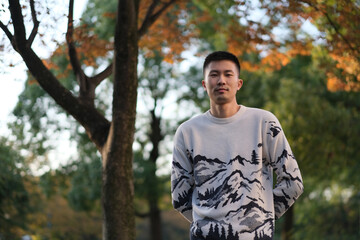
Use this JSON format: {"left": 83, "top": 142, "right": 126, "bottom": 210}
{"left": 149, "top": 198, "right": 163, "bottom": 240}
{"left": 147, "top": 107, "right": 164, "bottom": 240}
{"left": 101, "top": 0, "right": 138, "bottom": 239}
{"left": 2, "top": 1, "right": 177, "bottom": 240}
{"left": 281, "top": 205, "right": 294, "bottom": 240}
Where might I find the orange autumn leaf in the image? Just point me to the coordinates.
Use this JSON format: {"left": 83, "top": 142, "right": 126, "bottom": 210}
{"left": 138, "top": 1, "right": 195, "bottom": 63}
{"left": 261, "top": 51, "right": 291, "bottom": 71}
{"left": 28, "top": 78, "right": 38, "bottom": 85}
{"left": 327, "top": 73, "right": 345, "bottom": 92}
{"left": 330, "top": 54, "right": 360, "bottom": 76}
{"left": 287, "top": 42, "right": 312, "bottom": 57}
{"left": 326, "top": 53, "right": 360, "bottom": 92}
{"left": 42, "top": 59, "right": 59, "bottom": 71}
{"left": 73, "top": 24, "right": 113, "bottom": 67}
{"left": 240, "top": 61, "right": 260, "bottom": 72}
{"left": 102, "top": 12, "right": 116, "bottom": 19}
{"left": 326, "top": 72, "right": 360, "bottom": 92}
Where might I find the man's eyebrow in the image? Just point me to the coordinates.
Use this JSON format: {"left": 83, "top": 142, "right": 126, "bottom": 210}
{"left": 209, "top": 69, "right": 235, "bottom": 72}
{"left": 208, "top": 69, "right": 235, "bottom": 73}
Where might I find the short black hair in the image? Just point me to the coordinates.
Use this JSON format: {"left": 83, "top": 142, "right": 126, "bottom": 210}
{"left": 203, "top": 51, "right": 241, "bottom": 77}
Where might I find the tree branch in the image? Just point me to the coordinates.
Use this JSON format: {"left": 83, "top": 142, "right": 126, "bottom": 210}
{"left": 66, "top": 0, "right": 87, "bottom": 84}
{"left": 89, "top": 63, "right": 113, "bottom": 87}
{"left": 6, "top": 0, "right": 110, "bottom": 150}
{"left": 138, "top": 0, "right": 177, "bottom": 38}
{"left": 66, "top": 0, "right": 98, "bottom": 106}
{"left": 0, "top": 21, "right": 13, "bottom": 42}
{"left": 138, "top": 0, "right": 158, "bottom": 36}
{"left": 8, "top": 0, "right": 27, "bottom": 52}
{"left": 300, "top": 0, "right": 358, "bottom": 55}
{"left": 322, "top": 12, "right": 357, "bottom": 54}
{"left": 28, "top": 0, "right": 39, "bottom": 46}
{"left": 22, "top": 48, "right": 110, "bottom": 150}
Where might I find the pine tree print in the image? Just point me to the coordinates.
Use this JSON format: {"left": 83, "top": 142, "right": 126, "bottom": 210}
{"left": 207, "top": 224, "right": 214, "bottom": 238}
{"left": 251, "top": 150, "right": 260, "bottom": 164}
{"left": 214, "top": 224, "right": 220, "bottom": 239}
{"left": 221, "top": 226, "right": 226, "bottom": 239}
{"left": 227, "top": 224, "right": 238, "bottom": 240}
{"left": 254, "top": 230, "right": 273, "bottom": 240}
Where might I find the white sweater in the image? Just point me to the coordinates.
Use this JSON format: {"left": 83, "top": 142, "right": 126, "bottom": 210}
{"left": 171, "top": 105, "right": 303, "bottom": 240}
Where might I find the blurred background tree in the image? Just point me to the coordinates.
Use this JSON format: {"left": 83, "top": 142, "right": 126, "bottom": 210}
{"left": 1, "top": 0, "right": 359, "bottom": 239}
{"left": 0, "top": 138, "right": 32, "bottom": 239}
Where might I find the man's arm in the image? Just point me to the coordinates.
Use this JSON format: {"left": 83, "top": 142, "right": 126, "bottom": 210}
{"left": 264, "top": 117, "right": 304, "bottom": 219}
{"left": 171, "top": 129, "right": 194, "bottom": 222}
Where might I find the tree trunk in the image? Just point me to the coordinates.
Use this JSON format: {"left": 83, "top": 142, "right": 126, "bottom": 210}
{"left": 147, "top": 107, "right": 163, "bottom": 240}
{"left": 149, "top": 183, "right": 163, "bottom": 240}
{"left": 281, "top": 205, "right": 294, "bottom": 240}
{"left": 147, "top": 160, "right": 162, "bottom": 240}
{"left": 4, "top": 1, "right": 176, "bottom": 240}
{"left": 101, "top": 0, "right": 138, "bottom": 239}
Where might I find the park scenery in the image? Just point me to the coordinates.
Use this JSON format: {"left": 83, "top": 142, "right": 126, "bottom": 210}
{"left": 0, "top": 0, "right": 359, "bottom": 240}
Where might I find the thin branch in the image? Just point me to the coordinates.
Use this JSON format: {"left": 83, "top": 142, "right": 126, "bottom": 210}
{"left": 138, "top": 0, "right": 177, "bottom": 38}
{"left": 320, "top": 11, "right": 356, "bottom": 54}
{"left": 66, "top": 0, "right": 87, "bottom": 85}
{"left": 322, "top": 13, "right": 357, "bottom": 54}
{"left": 8, "top": 0, "right": 27, "bottom": 51}
{"left": 139, "top": 0, "right": 159, "bottom": 35}
{"left": 89, "top": 62, "right": 113, "bottom": 87}
{"left": 0, "top": 21, "right": 13, "bottom": 42}
{"left": 27, "top": 0, "right": 39, "bottom": 46}
{"left": 300, "top": 0, "right": 358, "bottom": 55}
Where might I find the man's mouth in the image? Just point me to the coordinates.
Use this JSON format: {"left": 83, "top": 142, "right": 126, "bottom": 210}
{"left": 216, "top": 88, "right": 228, "bottom": 93}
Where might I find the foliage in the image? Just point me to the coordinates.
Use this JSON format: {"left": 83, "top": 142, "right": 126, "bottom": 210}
{"left": 260, "top": 0, "right": 360, "bottom": 91}
{"left": 294, "top": 184, "right": 359, "bottom": 240}
{"left": 261, "top": 53, "right": 360, "bottom": 239}
{"left": 27, "top": 191, "right": 102, "bottom": 240}
{"left": 67, "top": 157, "right": 102, "bottom": 212}
{"left": 187, "top": 0, "right": 360, "bottom": 91}
{"left": 264, "top": 53, "right": 360, "bottom": 185}
{"left": 0, "top": 138, "right": 31, "bottom": 238}
{"left": 10, "top": 79, "right": 59, "bottom": 170}
{"left": 176, "top": 63, "right": 209, "bottom": 113}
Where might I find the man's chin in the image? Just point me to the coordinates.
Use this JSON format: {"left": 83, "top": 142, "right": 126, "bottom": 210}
{"left": 213, "top": 97, "right": 230, "bottom": 105}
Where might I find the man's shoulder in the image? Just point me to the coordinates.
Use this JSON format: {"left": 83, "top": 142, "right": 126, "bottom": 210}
{"left": 178, "top": 112, "right": 207, "bottom": 129}
{"left": 244, "top": 106, "right": 277, "bottom": 120}
{"left": 174, "top": 112, "right": 207, "bottom": 142}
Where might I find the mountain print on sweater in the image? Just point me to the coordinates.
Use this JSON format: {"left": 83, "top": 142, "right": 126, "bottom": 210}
{"left": 184, "top": 149, "right": 274, "bottom": 239}
{"left": 171, "top": 106, "right": 304, "bottom": 240}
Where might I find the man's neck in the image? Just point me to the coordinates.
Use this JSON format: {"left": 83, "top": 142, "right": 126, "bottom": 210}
{"left": 209, "top": 102, "right": 240, "bottom": 118}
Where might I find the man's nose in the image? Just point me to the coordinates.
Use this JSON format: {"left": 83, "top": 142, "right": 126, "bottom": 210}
{"left": 217, "top": 74, "right": 226, "bottom": 85}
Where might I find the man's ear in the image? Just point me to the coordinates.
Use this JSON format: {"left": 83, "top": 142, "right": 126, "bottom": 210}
{"left": 202, "top": 80, "right": 207, "bottom": 90}
{"left": 238, "top": 79, "right": 243, "bottom": 90}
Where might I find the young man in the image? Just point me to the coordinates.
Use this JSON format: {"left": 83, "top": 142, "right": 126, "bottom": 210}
{"left": 171, "top": 51, "right": 303, "bottom": 240}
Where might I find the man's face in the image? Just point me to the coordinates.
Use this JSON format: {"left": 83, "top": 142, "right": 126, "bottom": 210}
{"left": 202, "top": 60, "right": 243, "bottom": 105}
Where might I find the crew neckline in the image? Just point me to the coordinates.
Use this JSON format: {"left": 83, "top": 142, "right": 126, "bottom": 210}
{"left": 205, "top": 105, "right": 247, "bottom": 124}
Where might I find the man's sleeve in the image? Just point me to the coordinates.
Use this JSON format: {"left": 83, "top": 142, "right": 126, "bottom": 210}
{"left": 171, "top": 128, "right": 194, "bottom": 222}
{"left": 264, "top": 116, "right": 304, "bottom": 219}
